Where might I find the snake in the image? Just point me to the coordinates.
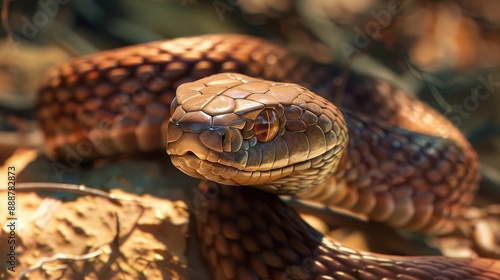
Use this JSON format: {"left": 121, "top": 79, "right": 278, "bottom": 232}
{"left": 36, "top": 34, "right": 500, "bottom": 279}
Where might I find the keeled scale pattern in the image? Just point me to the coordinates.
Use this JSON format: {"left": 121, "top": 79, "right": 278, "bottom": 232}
{"left": 297, "top": 110, "right": 479, "bottom": 234}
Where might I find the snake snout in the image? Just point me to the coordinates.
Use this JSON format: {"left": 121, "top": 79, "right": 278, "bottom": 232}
{"left": 165, "top": 128, "right": 210, "bottom": 160}
{"left": 166, "top": 112, "right": 243, "bottom": 154}
{"left": 198, "top": 127, "right": 243, "bottom": 153}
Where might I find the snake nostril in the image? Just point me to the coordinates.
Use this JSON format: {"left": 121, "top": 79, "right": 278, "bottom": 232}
{"left": 221, "top": 132, "right": 232, "bottom": 152}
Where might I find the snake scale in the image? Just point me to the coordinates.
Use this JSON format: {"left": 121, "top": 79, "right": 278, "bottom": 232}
{"left": 36, "top": 34, "right": 500, "bottom": 279}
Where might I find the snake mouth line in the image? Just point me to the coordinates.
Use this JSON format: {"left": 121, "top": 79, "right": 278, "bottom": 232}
{"left": 171, "top": 145, "right": 333, "bottom": 190}
{"left": 176, "top": 149, "right": 268, "bottom": 172}
{"left": 185, "top": 151, "right": 200, "bottom": 159}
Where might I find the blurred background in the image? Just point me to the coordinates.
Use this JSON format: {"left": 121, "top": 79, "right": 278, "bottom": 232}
{"left": 1, "top": 0, "right": 500, "bottom": 278}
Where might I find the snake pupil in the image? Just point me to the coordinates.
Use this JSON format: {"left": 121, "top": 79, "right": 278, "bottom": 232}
{"left": 254, "top": 109, "right": 279, "bottom": 143}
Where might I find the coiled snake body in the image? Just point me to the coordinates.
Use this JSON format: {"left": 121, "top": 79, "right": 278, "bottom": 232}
{"left": 37, "top": 35, "right": 499, "bottom": 279}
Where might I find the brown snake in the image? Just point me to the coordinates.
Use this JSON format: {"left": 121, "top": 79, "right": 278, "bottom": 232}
{"left": 36, "top": 34, "right": 500, "bottom": 279}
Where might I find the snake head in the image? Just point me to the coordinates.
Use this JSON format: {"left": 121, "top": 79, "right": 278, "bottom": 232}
{"left": 166, "top": 73, "right": 347, "bottom": 194}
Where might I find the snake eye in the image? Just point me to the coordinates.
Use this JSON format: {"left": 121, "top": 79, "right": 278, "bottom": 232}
{"left": 254, "top": 109, "right": 279, "bottom": 143}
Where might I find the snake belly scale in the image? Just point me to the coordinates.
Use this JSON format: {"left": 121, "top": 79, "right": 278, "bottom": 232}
{"left": 36, "top": 34, "right": 498, "bottom": 279}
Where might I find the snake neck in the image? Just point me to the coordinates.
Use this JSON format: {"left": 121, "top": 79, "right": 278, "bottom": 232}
{"left": 296, "top": 111, "right": 480, "bottom": 234}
